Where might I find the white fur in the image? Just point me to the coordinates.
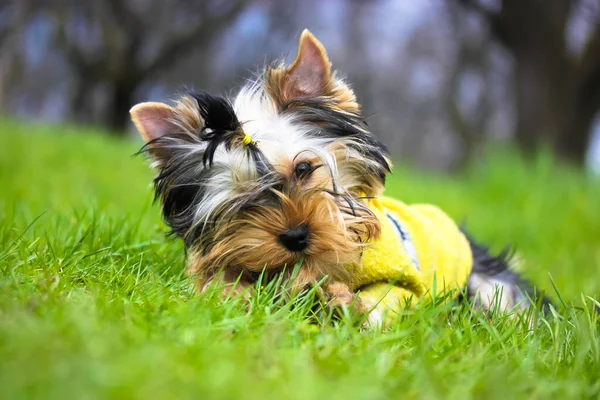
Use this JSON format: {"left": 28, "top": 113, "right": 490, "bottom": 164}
{"left": 233, "top": 83, "right": 338, "bottom": 177}
{"left": 168, "top": 79, "right": 361, "bottom": 234}
{"left": 468, "top": 272, "right": 526, "bottom": 312}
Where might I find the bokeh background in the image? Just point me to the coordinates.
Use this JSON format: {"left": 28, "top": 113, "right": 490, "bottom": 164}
{"left": 2, "top": 0, "right": 600, "bottom": 171}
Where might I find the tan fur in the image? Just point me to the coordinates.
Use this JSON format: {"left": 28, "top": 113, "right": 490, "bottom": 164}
{"left": 170, "top": 96, "right": 205, "bottom": 134}
{"left": 329, "top": 140, "right": 387, "bottom": 198}
{"left": 262, "top": 30, "right": 388, "bottom": 199}
{"left": 323, "top": 281, "right": 368, "bottom": 313}
{"left": 275, "top": 153, "right": 336, "bottom": 192}
{"left": 265, "top": 66, "right": 360, "bottom": 114}
{"left": 264, "top": 30, "right": 360, "bottom": 114}
{"left": 188, "top": 188, "right": 381, "bottom": 292}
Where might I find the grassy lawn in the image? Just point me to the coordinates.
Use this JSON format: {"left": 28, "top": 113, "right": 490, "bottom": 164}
{"left": 1, "top": 119, "right": 600, "bottom": 399}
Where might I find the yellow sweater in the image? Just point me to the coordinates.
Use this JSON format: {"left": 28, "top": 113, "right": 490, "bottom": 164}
{"left": 350, "top": 197, "right": 472, "bottom": 320}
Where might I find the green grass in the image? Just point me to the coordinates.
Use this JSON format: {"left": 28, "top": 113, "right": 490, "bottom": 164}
{"left": 1, "top": 118, "right": 600, "bottom": 399}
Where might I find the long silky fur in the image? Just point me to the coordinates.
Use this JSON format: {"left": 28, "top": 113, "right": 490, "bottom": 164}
{"left": 139, "top": 92, "right": 278, "bottom": 248}
{"left": 263, "top": 64, "right": 393, "bottom": 198}
{"left": 282, "top": 99, "right": 390, "bottom": 173}
{"left": 137, "top": 62, "right": 391, "bottom": 292}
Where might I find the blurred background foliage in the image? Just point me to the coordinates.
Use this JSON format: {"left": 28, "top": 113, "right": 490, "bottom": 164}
{"left": 1, "top": 0, "right": 600, "bottom": 171}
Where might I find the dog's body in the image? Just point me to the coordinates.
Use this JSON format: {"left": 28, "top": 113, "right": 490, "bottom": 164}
{"left": 130, "top": 30, "right": 546, "bottom": 324}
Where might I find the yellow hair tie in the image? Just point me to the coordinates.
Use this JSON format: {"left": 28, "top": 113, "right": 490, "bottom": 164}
{"left": 242, "top": 132, "right": 253, "bottom": 146}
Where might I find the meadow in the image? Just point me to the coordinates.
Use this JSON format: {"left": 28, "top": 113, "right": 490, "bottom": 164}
{"left": 1, "top": 119, "right": 599, "bottom": 399}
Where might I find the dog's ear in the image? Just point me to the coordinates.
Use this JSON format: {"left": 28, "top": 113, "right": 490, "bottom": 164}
{"left": 284, "top": 29, "right": 332, "bottom": 99}
{"left": 130, "top": 102, "right": 178, "bottom": 143}
{"left": 130, "top": 101, "right": 197, "bottom": 168}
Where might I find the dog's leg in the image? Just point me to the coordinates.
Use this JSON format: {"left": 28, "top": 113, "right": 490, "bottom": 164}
{"left": 465, "top": 236, "right": 551, "bottom": 314}
{"left": 322, "top": 282, "right": 368, "bottom": 316}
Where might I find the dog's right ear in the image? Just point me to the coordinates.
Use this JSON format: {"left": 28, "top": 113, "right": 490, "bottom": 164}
{"left": 130, "top": 102, "right": 178, "bottom": 143}
{"left": 283, "top": 29, "right": 332, "bottom": 100}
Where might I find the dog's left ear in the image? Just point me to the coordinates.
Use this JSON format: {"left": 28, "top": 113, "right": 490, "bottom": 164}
{"left": 284, "top": 29, "right": 332, "bottom": 99}
{"left": 130, "top": 102, "right": 178, "bottom": 143}
{"left": 130, "top": 101, "right": 200, "bottom": 168}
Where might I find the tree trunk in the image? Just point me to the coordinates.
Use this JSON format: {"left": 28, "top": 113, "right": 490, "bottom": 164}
{"left": 71, "top": 79, "right": 95, "bottom": 126}
{"left": 514, "top": 55, "right": 561, "bottom": 148}
{"left": 512, "top": 43, "right": 593, "bottom": 164}
{"left": 554, "top": 95, "right": 597, "bottom": 163}
{"left": 458, "top": 0, "right": 597, "bottom": 165}
{"left": 105, "top": 81, "right": 136, "bottom": 135}
{"left": 513, "top": 52, "right": 594, "bottom": 164}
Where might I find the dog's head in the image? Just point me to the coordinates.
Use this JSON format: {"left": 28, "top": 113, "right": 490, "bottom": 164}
{"left": 131, "top": 30, "right": 391, "bottom": 286}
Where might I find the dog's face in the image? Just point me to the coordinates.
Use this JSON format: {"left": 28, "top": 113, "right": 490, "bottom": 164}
{"left": 131, "top": 30, "right": 391, "bottom": 287}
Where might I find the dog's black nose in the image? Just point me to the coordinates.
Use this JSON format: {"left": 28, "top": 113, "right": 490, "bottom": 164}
{"left": 279, "top": 224, "right": 309, "bottom": 252}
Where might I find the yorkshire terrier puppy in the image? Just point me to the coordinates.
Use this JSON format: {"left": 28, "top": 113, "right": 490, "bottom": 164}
{"left": 131, "top": 30, "right": 547, "bottom": 323}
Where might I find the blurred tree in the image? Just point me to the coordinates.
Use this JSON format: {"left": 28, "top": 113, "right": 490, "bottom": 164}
{"left": 0, "top": 0, "right": 28, "bottom": 112}
{"left": 444, "top": 4, "right": 494, "bottom": 169}
{"left": 55, "top": 0, "right": 249, "bottom": 134}
{"left": 10, "top": 0, "right": 594, "bottom": 169}
{"left": 0, "top": 0, "right": 249, "bottom": 133}
{"left": 457, "top": 0, "right": 600, "bottom": 164}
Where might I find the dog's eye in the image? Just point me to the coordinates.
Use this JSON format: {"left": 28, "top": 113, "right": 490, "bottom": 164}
{"left": 294, "top": 161, "right": 312, "bottom": 179}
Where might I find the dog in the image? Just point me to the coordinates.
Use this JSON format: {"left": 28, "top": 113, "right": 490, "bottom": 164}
{"left": 130, "top": 30, "right": 548, "bottom": 325}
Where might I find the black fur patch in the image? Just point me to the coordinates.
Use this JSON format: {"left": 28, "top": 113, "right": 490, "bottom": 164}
{"left": 192, "top": 92, "right": 242, "bottom": 166}
{"left": 192, "top": 92, "right": 273, "bottom": 176}
{"left": 154, "top": 156, "right": 214, "bottom": 246}
{"left": 464, "top": 233, "right": 552, "bottom": 313}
